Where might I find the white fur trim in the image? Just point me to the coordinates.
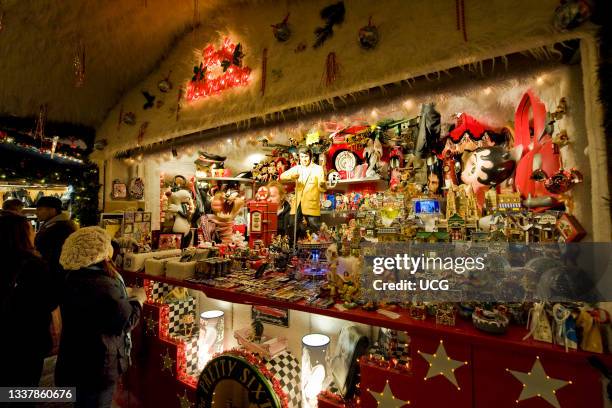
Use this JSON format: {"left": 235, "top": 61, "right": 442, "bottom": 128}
{"left": 60, "top": 226, "right": 113, "bottom": 270}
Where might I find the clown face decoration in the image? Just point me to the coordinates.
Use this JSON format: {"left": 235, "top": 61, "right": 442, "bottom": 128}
{"left": 461, "top": 146, "right": 515, "bottom": 191}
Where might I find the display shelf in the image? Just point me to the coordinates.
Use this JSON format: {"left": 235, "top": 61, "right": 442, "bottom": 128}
{"left": 121, "top": 269, "right": 612, "bottom": 364}
{"left": 327, "top": 177, "right": 388, "bottom": 192}
{"left": 196, "top": 177, "right": 255, "bottom": 183}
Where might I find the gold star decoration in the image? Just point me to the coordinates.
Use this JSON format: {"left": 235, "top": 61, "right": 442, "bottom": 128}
{"left": 160, "top": 349, "right": 175, "bottom": 375}
{"left": 178, "top": 391, "right": 193, "bottom": 408}
{"left": 507, "top": 356, "right": 572, "bottom": 408}
{"left": 145, "top": 314, "right": 157, "bottom": 336}
{"left": 418, "top": 340, "right": 467, "bottom": 389}
{"left": 368, "top": 380, "right": 410, "bottom": 407}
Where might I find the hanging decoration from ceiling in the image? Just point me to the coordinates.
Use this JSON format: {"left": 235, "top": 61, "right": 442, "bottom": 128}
{"left": 358, "top": 16, "right": 379, "bottom": 50}
{"left": 176, "top": 86, "right": 184, "bottom": 121}
{"left": 323, "top": 52, "right": 340, "bottom": 87}
{"left": 186, "top": 38, "right": 251, "bottom": 102}
{"left": 271, "top": 13, "right": 291, "bottom": 42}
{"left": 313, "top": 1, "right": 345, "bottom": 48}
{"left": 34, "top": 104, "right": 48, "bottom": 140}
{"left": 0, "top": 1, "right": 5, "bottom": 33}
{"left": 142, "top": 91, "right": 156, "bottom": 109}
{"left": 261, "top": 48, "right": 268, "bottom": 96}
{"left": 455, "top": 0, "right": 468, "bottom": 42}
{"left": 158, "top": 71, "right": 173, "bottom": 93}
{"left": 138, "top": 122, "right": 149, "bottom": 146}
{"left": 122, "top": 111, "right": 136, "bottom": 126}
{"left": 553, "top": 0, "right": 592, "bottom": 31}
{"left": 73, "top": 40, "right": 86, "bottom": 87}
{"left": 193, "top": 0, "right": 200, "bottom": 28}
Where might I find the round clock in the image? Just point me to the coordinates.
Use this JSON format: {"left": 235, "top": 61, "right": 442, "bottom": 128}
{"left": 334, "top": 150, "right": 357, "bottom": 172}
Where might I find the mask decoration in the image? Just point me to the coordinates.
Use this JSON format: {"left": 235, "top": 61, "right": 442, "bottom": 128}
{"left": 460, "top": 146, "right": 516, "bottom": 190}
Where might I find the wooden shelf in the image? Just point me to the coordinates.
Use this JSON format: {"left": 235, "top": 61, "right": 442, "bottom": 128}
{"left": 120, "top": 269, "right": 612, "bottom": 364}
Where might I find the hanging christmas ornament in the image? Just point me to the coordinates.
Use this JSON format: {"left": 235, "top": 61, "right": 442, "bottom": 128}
{"left": 261, "top": 48, "right": 268, "bottom": 96}
{"left": 553, "top": 0, "right": 591, "bottom": 31}
{"left": 123, "top": 112, "right": 136, "bottom": 126}
{"left": 271, "top": 13, "right": 291, "bottom": 42}
{"left": 158, "top": 70, "right": 173, "bottom": 93}
{"left": 455, "top": 0, "right": 468, "bottom": 41}
{"left": 141, "top": 90, "right": 155, "bottom": 110}
{"left": 73, "top": 40, "right": 86, "bottom": 87}
{"left": 0, "top": 1, "right": 5, "bottom": 34}
{"left": 530, "top": 153, "right": 548, "bottom": 181}
{"left": 313, "top": 1, "right": 345, "bottom": 48}
{"left": 176, "top": 86, "right": 183, "bottom": 121}
{"left": 358, "top": 16, "right": 379, "bottom": 50}
{"left": 544, "top": 167, "right": 583, "bottom": 194}
{"left": 117, "top": 104, "right": 124, "bottom": 130}
{"left": 137, "top": 121, "right": 149, "bottom": 146}
{"left": 193, "top": 0, "right": 200, "bottom": 28}
{"left": 323, "top": 52, "right": 340, "bottom": 87}
{"left": 34, "top": 104, "right": 48, "bottom": 140}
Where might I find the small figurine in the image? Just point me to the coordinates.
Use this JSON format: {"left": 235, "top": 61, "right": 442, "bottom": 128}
{"left": 251, "top": 319, "right": 264, "bottom": 343}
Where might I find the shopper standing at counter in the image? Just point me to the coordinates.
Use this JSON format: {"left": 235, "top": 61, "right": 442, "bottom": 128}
{"left": 0, "top": 212, "right": 58, "bottom": 386}
{"left": 267, "top": 180, "right": 292, "bottom": 238}
{"left": 35, "top": 196, "right": 77, "bottom": 277}
{"left": 56, "top": 227, "right": 146, "bottom": 408}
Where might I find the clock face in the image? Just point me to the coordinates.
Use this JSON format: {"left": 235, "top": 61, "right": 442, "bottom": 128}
{"left": 335, "top": 150, "right": 357, "bottom": 172}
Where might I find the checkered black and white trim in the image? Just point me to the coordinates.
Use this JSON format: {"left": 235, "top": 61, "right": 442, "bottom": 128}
{"left": 266, "top": 351, "right": 301, "bottom": 408}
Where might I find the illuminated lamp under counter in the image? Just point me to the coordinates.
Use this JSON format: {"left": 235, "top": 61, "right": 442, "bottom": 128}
{"left": 197, "top": 310, "right": 225, "bottom": 371}
{"left": 301, "top": 333, "right": 330, "bottom": 408}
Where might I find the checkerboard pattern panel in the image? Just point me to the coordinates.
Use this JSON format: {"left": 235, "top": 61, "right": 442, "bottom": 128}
{"left": 149, "top": 282, "right": 174, "bottom": 302}
{"left": 166, "top": 297, "right": 197, "bottom": 337}
{"left": 175, "top": 334, "right": 200, "bottom": 378}
{"left": 266, "top": 351, "right": 301, "bottom": 408}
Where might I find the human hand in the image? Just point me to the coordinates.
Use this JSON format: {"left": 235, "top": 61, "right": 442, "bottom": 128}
{"left": 128, "top": 287, "right": 147, "bottom": 305}
{"left": 291, "top": 173, "right": 299, "bottom": 180}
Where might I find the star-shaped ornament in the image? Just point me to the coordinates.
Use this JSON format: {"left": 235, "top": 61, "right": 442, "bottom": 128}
{"left": 161, "top": 349, "right": 175, "bottom": 374}
{"left": 368, "top": 380, "right": 410, "bottom": 407}
{"left": 507, "top": 357, "right": 571, "bottom": 408}
{"left": 418, "top": 340, "right": 467, "bottom": 389}
{"left": 178, "top": 391, "right": 193, "bottom": 408}
{"left": 145, "top": 314, "right": 157, "bottom": 336}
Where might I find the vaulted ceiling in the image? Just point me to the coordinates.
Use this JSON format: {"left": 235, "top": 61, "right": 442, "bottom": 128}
{"left": 0, "top": 0, "right": 246, "bottom": 127}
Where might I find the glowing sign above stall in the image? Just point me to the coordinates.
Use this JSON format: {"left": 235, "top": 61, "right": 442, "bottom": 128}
{"left": 186, "top": 38, "right": 251, "bottom": 102}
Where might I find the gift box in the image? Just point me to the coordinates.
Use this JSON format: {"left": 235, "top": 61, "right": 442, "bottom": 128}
{"left": 165, "top": 260, "right": 196, "bottom": 280}
{"left": 266, "top": 351, "right": 301, "bottom": 408}
{"left": 166, "top": 297, "right": 197, "bottom": 337}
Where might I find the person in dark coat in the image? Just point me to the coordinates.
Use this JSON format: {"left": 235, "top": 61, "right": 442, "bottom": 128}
{"left": 267, "top": 181, "right": 292, "bottom": 238}
{"left": 35, "top": 196, "right": 77, "bottom": 276}
{"left": 0, "top": 212, "right": 58, "bottom": 386}
{"left": 55, "top": 227, "right": 146, "bottom": 408}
